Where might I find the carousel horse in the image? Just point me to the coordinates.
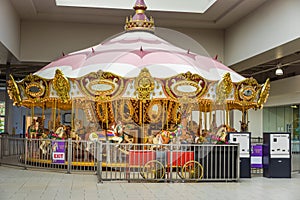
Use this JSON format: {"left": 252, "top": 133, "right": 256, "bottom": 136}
{"left": 85, "top": 122, "right": 133, "bottom": 151}
{"left": 49, "top": 126, "right": 66, "bottom": 139}
{"left": 74, "top": 119, "right": 86, "bottom": 140}
{"left": 149, "top": 127, "right": 180, "bottom": 150}
{"left": 211, "top": 125, "right": 228, "bottom": 144}
{"left": 70, "top": 130, "right": 82, "bottom": 149}
{"left": 39, "top": 126, "right": 66, "bottom": 154}
{"left": 28, "top": 120, "right": 43, "bottom": 139}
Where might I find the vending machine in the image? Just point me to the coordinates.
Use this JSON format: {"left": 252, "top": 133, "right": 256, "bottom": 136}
{"left": 228, "top": 132, "right": 251, "bottom": 178}
{"left": 263, "top": 132, "right": 291, "bottom": 178}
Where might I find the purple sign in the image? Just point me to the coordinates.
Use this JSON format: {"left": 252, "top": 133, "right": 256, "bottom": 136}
{"left": 251, "top": 144, "right": 263, "bottom": 168}
{"left": 52, "top": 141, "right": 66, "bottom": 164}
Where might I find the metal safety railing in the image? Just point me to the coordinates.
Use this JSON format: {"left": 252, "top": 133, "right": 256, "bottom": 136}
{"left": 292, "top": 140, "right": 300, "bottom": 172}
{"left": 96, "top": 143, "right": 240, "bottom": 183}
{"left": 1, "top": 135, "right": 299, "bottom": 181}
{"left": 0, "top": 136, "right": 240, "bottom": 182}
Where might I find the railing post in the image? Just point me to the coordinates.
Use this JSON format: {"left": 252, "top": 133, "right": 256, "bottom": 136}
{"left": 67, "top": 138, "right": 72, "bottom": 174}
{"left": 0, "top": 136, "right": 2, "bottom": 165}
{"left": 237, "top": 144, "right": 240, "bottom": 181}
{"left": 24, "top": 138, "right": 28, "bottom": 170}
{"left": 169, "top": 144, "right": 173, "bottom": 183}
{"left": 97, "top": 141, "right": 103, "bottom": 183}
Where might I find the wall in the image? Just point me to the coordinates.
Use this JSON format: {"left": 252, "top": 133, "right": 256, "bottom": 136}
{"left": 20, "top": 21, "right": 123, "bottom": 62}
{"left": 233, "top": 109, "right": 263, "bottom": 138}
{"left": 20, "top": 20, "right": 224, "bottom": 62}
{"left": 157, "top": 27, "right": 224, "bottom": 61}
{"left": 265, "top": 75, "right": 300, "bottom": 107}
{"left": 0, "top": 0, "right": 20, "bottom": 60}
{"left": 225, "top": 0, "right": 300, "bottom": 66}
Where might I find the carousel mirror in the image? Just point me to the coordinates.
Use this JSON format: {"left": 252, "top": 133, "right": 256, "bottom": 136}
{"left": 148, "top": 102, "right": 162, "bottom": 123}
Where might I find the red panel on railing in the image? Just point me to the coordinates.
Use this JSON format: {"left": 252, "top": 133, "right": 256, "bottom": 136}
{"left": 129, "top": 150, "right": 156, "bottom": 166}
{"left": 167, "top": 151, "right": 194, "bottom": 167}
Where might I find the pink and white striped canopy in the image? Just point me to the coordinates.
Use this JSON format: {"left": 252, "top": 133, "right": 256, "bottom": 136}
{"left": 35, "top": 31, "right": 245, "bottom": 82}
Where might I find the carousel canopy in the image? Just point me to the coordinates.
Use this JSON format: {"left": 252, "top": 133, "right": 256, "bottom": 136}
{"left": 7, "top": 0, "right": 270, "bottom": 112}
{"left": 36, "top": 30, "right": 244, "bottom": 82}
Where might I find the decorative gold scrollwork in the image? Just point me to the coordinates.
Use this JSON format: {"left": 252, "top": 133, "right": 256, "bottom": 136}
{"left": 165, "top": 71, "right": 207, "bottom": 102}
{"left": 26, "top": 82, "right": 45, "bottom": 98}
{"left": 95, "top": 102, "right": 114, "bottom": 128}
{"left": 216, "top": 73, "right": 233, "bottom": 104}
{"left": 134, "top": 68, "right": 154, "bottom": 101}
{"left": 7, "top": 75, "right": 22, "bottom": 106}
{"left": 20, "top": 73, "right": 49, "bottom": 103}
{"left": 257, "top": 78, "right": 270, "bottom": 108}
{"left": 79, "top": 70, "right": 123, "bottom": 101}
{"left": 53, "top": 69, "right": 70, "bottom": 103}
{"left": 235, "top": 77, "right": 260, "bottom": 103}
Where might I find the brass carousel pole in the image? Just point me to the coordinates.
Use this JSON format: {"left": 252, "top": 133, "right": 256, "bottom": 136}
{"left": 226, "top": 105, "right": 230, "bottom": 128}
{"left": 209, "top": 108, "right": 212, "bottom": 131}
{"left": 141, "top": 100, "right": 144, "bottom": 143}
{"left": 139, "top": 100, "right": 142, "bottom": 126}
{"left": 106, "top": 102, "right": 109, "bottom": 129}
{"left": 31, "top": 104, "right": 34, "bottom": 123}
{"left": 53, "top": 100, "right": 57, "bottom": 131}
{"left": 204, "top": 110, "right": 207, "bottom": 131}
{"left": 71, "top": 98, "right": 74, "bottom": 131}
{"left": 114, "top": 100, "right": 118, "bottom": 123}
{"left": 166, "top": 101, "right": 168, "bottom": 130}
{"left": 199, "top": 104, "right": 202, "bottom": 135}
{"left": 42, "top": 103, "right": 45, "bottom": 121}
{"left": 162, "top": 100, "right": 165, "bottom": 130}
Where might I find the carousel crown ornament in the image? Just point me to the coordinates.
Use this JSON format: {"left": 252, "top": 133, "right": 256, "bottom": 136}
{"left": 125, "top": 0, "right": 155, "bottom": 32}
{"left": 7, "top": 0, "right": 270, "bottom": 146}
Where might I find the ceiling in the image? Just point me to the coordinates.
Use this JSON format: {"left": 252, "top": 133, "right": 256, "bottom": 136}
{"left": 10, "top": 0, "right": 268, "bottom": 29}
{"left": 1, "top": 0, "right": 300, "bottom": 87}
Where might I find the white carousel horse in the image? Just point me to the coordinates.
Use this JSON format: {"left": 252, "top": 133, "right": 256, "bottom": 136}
{"left": 149, "top": 127, "right": 179, "bottom": 150}
{"left": 39, "top": 126, "right": 66, "bottom": 155}
{"left": 211, "top": 125, "right": 228, "bottom": 144}
{"left": 85, "top": 123, "right": 133, "bottom": 152}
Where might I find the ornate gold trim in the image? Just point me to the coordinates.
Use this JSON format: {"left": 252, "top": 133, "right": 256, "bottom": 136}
{"left": 19, "top": 74, "right": 50, "bottom": 103}
{"left": 7, "top": 75, "right": 22, "bottom": 106}
{"left": 134, "top": 68, "right": 155, "bottom": 101}
{"left": 79, "top": 70, "right": 124, "bottom": 101}
{"left": 87, "top": 79, "right": 115, "bottom": 95}
{"left": 235, "top": 77, "right": 260, "bottom": 103}
{"left": 25, "top": 82, "right": 45, "bottom": 98}
{"left": 53, "top": 69, "right": 70, "bottom": 103}
{"left": 257, "top": 78, "right": 270, "bottom": 108}
{"left": 216, "top": 73, "right": 233, "bottom": 104}
{"left": 165, "top": 71, "right": 207, "bottom": 101}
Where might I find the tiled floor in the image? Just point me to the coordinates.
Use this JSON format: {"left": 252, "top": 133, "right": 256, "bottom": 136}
{"left": 0, "top": 165, "right": 300, "bottom": 200}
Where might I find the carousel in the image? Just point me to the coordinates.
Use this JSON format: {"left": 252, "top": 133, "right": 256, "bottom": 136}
{"left": 7, "top": 0, "right": 270, "bottom": 167}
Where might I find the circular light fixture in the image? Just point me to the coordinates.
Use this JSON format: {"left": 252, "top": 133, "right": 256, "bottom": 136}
{"left": 275, "top": 63, "right": 283, "bottom": 76}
